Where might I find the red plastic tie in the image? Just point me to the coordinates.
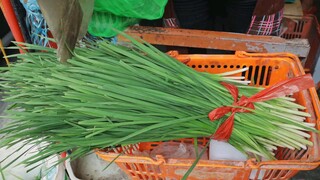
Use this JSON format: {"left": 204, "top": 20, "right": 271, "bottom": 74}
{"left": 208, "top": 74, "right": 315, "bottom": 141}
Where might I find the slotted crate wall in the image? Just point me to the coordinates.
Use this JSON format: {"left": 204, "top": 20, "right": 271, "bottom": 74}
{"left": 281, "top": 15, "right": 320, "bottom": 73}
{"left": 183, "top": 52, "right": 293, "bottom": 87}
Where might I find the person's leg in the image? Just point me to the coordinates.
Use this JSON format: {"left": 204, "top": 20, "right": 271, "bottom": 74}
{"left": 209, "top": 1, "right": 228, "bottom": 32}
{"left": 173, "top": 0, "right": 212, "bottom": 53}
{"left": 224, "top": 0, "right": 257, "bottom": 33}
{"left": 208, "top": 0, "right": 256, "bottom": 54}
{"left": 173, "top": 0, "right": 212, "bottom": 30}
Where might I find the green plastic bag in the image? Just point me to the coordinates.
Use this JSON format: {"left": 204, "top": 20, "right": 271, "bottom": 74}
{"left": 88, "top": 11, "right": 139, "bottom": 37}
{"left": 94, "top": 0, "right": 168, "bottom": 20}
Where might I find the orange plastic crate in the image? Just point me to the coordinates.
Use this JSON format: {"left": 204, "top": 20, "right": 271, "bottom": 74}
{"left": 281, "top": 15, "right": 320, "bottom": 74}
{"left": 96, "top": 51, "right": 320, "bottom": 180}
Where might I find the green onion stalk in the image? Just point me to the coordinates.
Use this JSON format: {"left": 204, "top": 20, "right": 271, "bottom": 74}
{"left": 0, "top": 35, "right": 317, "bottom": 171}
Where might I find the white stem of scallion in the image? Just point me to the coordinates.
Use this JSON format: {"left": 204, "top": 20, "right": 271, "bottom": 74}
{"left": 223, "top": 79, "right": 251, "bottom": 85}
{"left": 223, "top": 76, "right": 246, "bottom": 80}
{"left": 270, "top": 110, "right": 306, "bottom": 122}
{"left": 260, "top": 103, "right": 311, "bottom": 117}
{"left": 281, "top": 127, "right": 311, "bottom": 138}
{"left": 217, "top": 67, "right": 249, "bottom": 76}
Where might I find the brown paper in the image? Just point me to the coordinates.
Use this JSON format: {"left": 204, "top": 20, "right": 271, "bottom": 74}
{"left": 37, "top": 0, "right": 93, "bottom": 62}
{"left": 78, "top": 0, "right": 94, "bottom": 39}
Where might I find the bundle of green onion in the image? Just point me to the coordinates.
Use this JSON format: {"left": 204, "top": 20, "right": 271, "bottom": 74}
{"left": 0, "top": 37, "right": 317, "bottom": 170}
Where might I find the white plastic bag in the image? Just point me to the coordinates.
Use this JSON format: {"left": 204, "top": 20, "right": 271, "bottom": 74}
{"left": 209, "top": 139, "right": 247, "bottom": 161}
{"left": 209, "top": 139, "right": 266, "bottom": 180}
